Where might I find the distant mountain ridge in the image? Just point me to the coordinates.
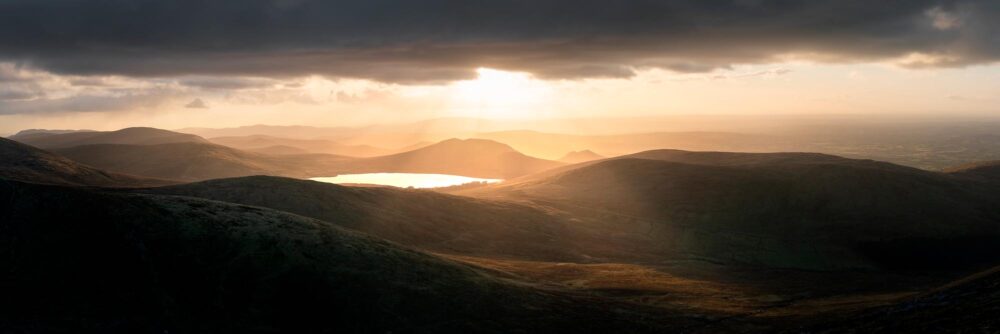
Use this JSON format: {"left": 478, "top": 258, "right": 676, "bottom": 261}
{"left": 338, "top": 138, "right": 564, "bottom": 179}
{"left": 52, "top": 142, "right": 352, "bottom": 182}
{"left": 558, "top": 149, "right": 604, "bottom": 163}
{"left": 209, "top": 134, "right": 393, "bottom": 157}
{"left": 0, "top": 137, "right": 173, "bottom": 187}
{"left": 10, "top": 127, "right": 208, "bottom": 148}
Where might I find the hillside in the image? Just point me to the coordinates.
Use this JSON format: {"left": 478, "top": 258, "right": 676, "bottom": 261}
{"left": 0, "top": 180, "right": 686, "bottom": 333}
{"left": 794, "top": 265, "right": 1000, "bottom": 333}
{"left": 945, "top": 160, "right": 1000, "bottom": 183}
{"left": 140, "top": 176, "right": 633, "bottom": 262}
{"left": 0, "top": 137, "right": 173, "bottom": 187}
{"left": 465, "top": 151, "right": 1000, "bottom": 270}
{"left": 340, "top": 138, "right": 564, "bottom": 179}
{"left": 209, "top": 134, "right": 393, "bottom": 157}
{"left": 52, "top": 142, "right": 352, "bottom": 181}
{"left": 558, "top": 149, "right": 605, "bottom": 163}
{"left": 10, "top": 127, "right": 209, "bottom": 148}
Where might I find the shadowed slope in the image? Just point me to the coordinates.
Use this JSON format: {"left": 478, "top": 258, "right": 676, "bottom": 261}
{"left": 10, "top": 127, "right": 208, "bottom": 148}
{"left": 0, "top": 138, "right": 173, "bottom": 187}
{"left": 0, "top": 180, "right": 690, "bottom": 333}
{"left": 52, "top": 142, "right": 352, "bottom": 181}
{"left": 465, "top": 151, "right": 1000, "bottom": 270}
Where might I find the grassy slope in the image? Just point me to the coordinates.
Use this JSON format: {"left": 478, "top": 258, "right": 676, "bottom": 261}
{"left": 0, "top": 180, "right": 692, "bottom": 333}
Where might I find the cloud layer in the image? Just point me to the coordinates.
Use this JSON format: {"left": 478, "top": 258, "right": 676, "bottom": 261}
{"left": 1, "top": 0, "right": 997, "bottom": 82}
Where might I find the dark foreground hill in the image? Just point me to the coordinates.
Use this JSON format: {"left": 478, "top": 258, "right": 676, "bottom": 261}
{"left": 0, "top": 180, "right": 688, "bottom": 333}
{"left": 9, "top": 127, "right": 209, "bottom": 148}
{"left": 52, "top": 142, "right": 352, "bottom": 181}
{"left": 0, "top": 138, "right": 172, "bottom": 187}
{"left": 464, "top": 150, "right": 1000, "bottom": 270}
{"left": 141, "top": 176, "right": 642, "bottom": 262}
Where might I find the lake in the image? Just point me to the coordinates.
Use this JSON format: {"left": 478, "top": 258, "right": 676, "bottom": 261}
{"left": 310, "top": 173, "right": 502, "bottom": 189}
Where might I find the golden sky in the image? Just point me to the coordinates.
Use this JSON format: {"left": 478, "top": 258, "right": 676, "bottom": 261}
{"left": 2, "top": 61, "right": 998, "bottom": 135}
{"left": 2, "top": 1, "right": 999, "bottom": 135}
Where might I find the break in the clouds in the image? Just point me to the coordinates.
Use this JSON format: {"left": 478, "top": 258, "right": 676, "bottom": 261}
{"left": 1, "top": 0, "right": 998, "bottom": 83}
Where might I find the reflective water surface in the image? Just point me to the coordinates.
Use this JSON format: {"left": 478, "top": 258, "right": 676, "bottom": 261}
{"left": 311, "top": 173, "right": 502, "bottom": 188}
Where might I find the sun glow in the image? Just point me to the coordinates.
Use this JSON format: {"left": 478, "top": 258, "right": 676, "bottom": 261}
{"left": 450, "top": 68, "right": 551, "bottom": 118}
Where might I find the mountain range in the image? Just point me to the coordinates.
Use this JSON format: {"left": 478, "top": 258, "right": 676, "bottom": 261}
{"left": 4, "top": 126, "right": 1000, "bottom": 332}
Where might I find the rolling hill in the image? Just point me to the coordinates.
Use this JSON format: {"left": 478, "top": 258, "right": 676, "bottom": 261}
{"left": 52, "top": 142, "right": 352, "bottom": 181}
{"left": 0, "top": 180, "right": 688, "bottom": 333}
{"left": 10, "top": 127, "right": 209, "bottom": 148}
{"left": 463, "top": 150, "right": 1000, "bottom": 270}
{"left": 0, "top": 137, "right": 173, "bottom": 187}
{"left": 339, "top": 138, "right": 564, "bottom": 179}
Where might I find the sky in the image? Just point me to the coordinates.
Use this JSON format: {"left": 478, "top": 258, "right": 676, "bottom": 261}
{"left": 1, "top": 0, "right": 999, "bottom": 135}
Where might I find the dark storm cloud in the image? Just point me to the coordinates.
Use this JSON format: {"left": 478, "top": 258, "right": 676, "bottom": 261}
{"left": 0, "top": 0, "right": 997, "bottom": 82}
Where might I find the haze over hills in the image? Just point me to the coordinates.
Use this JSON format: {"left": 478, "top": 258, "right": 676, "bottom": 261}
{"left": 208, "top": 134, "right": 394, "bottom": 157}
{"left": 27, "top": 132, "right": 562, "bottom": 181}
{"left": 558, "top": 149, "right": 605, "bottom": 163}
{"left": 10, "top": 127, "right": 209, "bottom": 149}
{"left": 0, "top": 137, "right": 173, "bottom": 187}
{"left": 462, "top": 150, "right": 1000, "bottom": 270}
{"left": 0, "top": 180, "right": 685, "bottom": 333}
{"left": 51, "top": 142, "right": 352, "bottom": 181}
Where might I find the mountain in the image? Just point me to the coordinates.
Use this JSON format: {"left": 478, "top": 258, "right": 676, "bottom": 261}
{"left": 0, "top": 180, "right": 687, "bottom": 333}
{"left": 52, "top": 142, "right": 352, "bottom": 181}
{"left": 464, "top": 150, "right": 1000, "bottom": 270}
{"left": 0, "top": 137, "right": 173, "bottom": 187}
{"left": 177, "top": 124, "right": 356, "bottom": 139}
{"left": 9, "top": 127, "right": 209, "bottom": 149}
{"left": 209, "top": 134, "right": 392, "bottom": 157}
{"left": 558, "top": 149, "right": 604, "bottom": 163}
{"left": 340, "top": 138, "right": 564, "bottom": 179}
